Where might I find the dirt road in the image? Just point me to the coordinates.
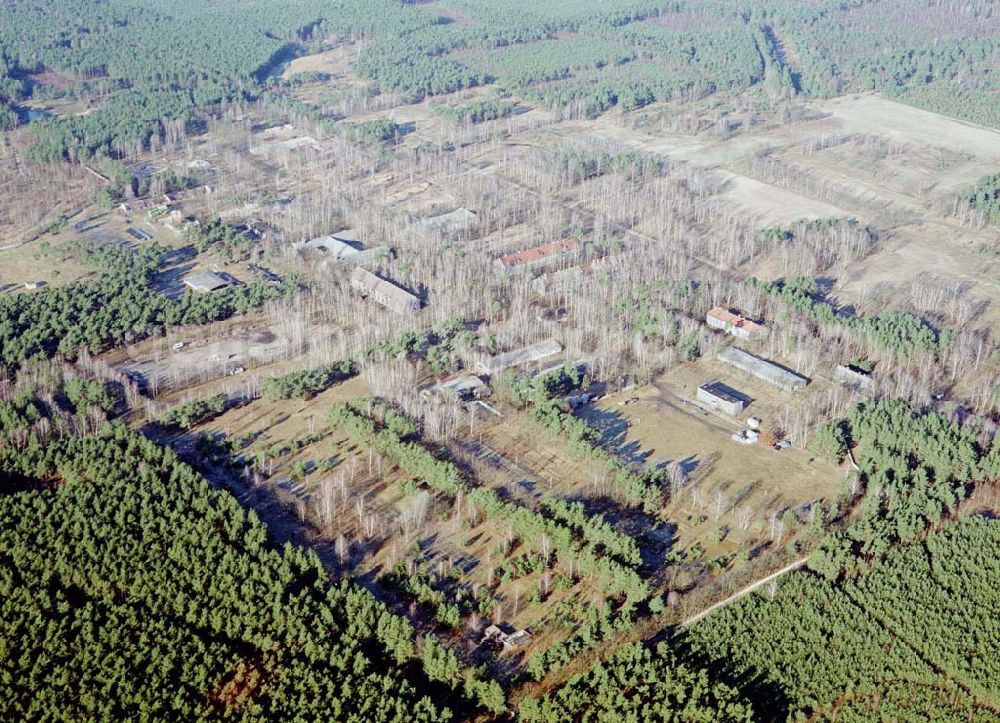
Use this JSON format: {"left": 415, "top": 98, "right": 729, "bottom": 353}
{"left": 679, "top": 556, "right": 810, "bottom": 628}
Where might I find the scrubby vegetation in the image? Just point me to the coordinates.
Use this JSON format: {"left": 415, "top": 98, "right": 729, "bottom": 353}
{"left": 160, "top": 393, "right": 229, "bottom": 429}
{"left": 329, "top": 402, "right": 649, "bottom": 600}
{"left": 262, "top": 360, "right": 357, "bottom": 400}
{"left": 752, "top": 276, "right": 950, "bottom": 358}
{"left": 3, "top": 1, "right": 1000, "bottom": 720}
{"left": 961, "top": 173, "right": 1000, "bottom": 226}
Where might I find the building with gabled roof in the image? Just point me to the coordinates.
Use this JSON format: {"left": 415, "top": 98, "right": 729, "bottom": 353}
{"left": 304, "top": 230, "right": 390, "bottom": 267}
{"left": 475, "top": 339, "right": 562, "bottom": 375}
{"left": 496, "top": 239, "right": 579, "bottom": 275}
{"left": 717, "top": 347, "right": 809, "bottom": 392}
{"left": 304, "top": 230, "right": 361, "bottom": 259}
{"left": 707, "top": 307, "right": 766, "bottom": 340}
{"left": 350, "top": 266, "right": 420, "bottom": 314}
{"left": 414, "top": 207, "right": 477, "bottom": 235}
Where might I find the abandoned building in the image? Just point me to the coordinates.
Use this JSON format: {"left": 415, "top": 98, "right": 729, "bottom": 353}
{"left": 697, "top": 381, "right": 751, "bottom": 416}
{"left": 834, "top": 364, "right": 873, "bottom": 390}
{"left": 414, "top": 207, "right": 477, "bottom": 235}
{"left": 496, "top": 239, "right": 579, "bottom": 275}
{"left": 350, "top": 266, "right": 420, "bottom": 314}
{"left": 479, "top": 625, "right": 532, "bottom": 652}
{"left": 304, "top": 230, "right": 390, "bottom": 267}
{"left": 475, "top": 339, "right": 562, "bottom": 375}
{"left": 304, "top": 229, "right": 360, "bottom": 258}
{"left": 532, "top": 265, "right": 585, "bottom": 295}
{"left": 423, "top": 375, "right": 490, "bottom": 401}
{"left": 717, "top": 347, "right": 809, "bottom": 392}
{"left": 183, "top": 271, "right": 231, "bottom": 293}
{"left": 706, "top": 307, "right": 766, "bottom": 341}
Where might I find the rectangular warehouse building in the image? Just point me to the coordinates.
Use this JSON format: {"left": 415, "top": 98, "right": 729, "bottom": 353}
{"left": 496, "top": 239, "right": 579, "bottom": 275}
{"left": 350, "top": 267, "right": 420, "bottom": 314}
{"left": 697, "top": 382, "right": 750, "bottom": 416}
{"left": 717, "top": 347, "right": 809, "bottom": 392}
{"left": 475, "top": 339, "right": 562, "bottom": 375}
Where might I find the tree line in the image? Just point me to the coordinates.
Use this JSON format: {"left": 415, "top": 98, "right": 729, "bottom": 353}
{"left": 328, "top": 401, "right": 650, "bottom": 600}
{"left": 0, "top": 242, "right": 297, "bottom": 369}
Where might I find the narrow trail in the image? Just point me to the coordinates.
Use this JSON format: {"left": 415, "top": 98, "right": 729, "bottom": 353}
{"left": 679, "top": 556, "right": 810, "bottom": 628}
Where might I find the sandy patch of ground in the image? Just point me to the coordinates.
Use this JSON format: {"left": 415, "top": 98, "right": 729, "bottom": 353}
{"left": 823, "top": 94, "right": 1000, "bottom": 163}
{"left": 715, "top": 172, "right": 849, "bottom": 225}
{"left": 282, "top": 45, "right": 359, "bottom": 79}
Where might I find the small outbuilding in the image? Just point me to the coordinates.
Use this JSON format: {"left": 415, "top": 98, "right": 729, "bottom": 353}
{"left": 183, "top": 271, "right": 231, "bottom": 293}
{"left": 479, "top": 625, "right": 532, "bottom": 652}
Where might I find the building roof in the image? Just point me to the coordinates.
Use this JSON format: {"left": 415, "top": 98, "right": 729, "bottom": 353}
{"left": 717, "top": 347, "right": 809, "bottom": 390}
{"left": 698, "top": 381, "right": 749, "bottom": 405}
{"left": 834, "top": 364, "right": 873, "bottom": 388}
{"left": 304, "top": 232, "right": 361, "bottom": 259}
{"left": 184, "top": 271, "right": 231, "bottom": 292}
{"left": 416, "top": 207, "right": 477, "bottom": 233}
{"left": 350, "top": 266, "right": 420, "bottom": 311}
{"left": 499, "top": 239, "right": 579, "bottom": 270}
{"left": 707, "top": 307, "right": 764, "bottom": 333}
{"left": 437, "top": 375, "right": 487, "bottom": 392}
{"left": 476, "top": 339, "right": 562, "bottom": 374}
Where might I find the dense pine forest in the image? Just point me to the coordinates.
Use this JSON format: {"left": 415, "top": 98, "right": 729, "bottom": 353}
{"left": 1, "top": 0, "right": 998, "bottom": 162}
{"left": 682, "top": 516, "right": 1000, "bottom": 721}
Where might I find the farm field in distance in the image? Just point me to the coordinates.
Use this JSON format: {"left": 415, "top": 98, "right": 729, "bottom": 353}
{"left": 1, "top": 1, "right": 998, "bottom": 720}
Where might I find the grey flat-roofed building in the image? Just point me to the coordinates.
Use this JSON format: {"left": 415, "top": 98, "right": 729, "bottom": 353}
{"left": 184, "top": 271, "right": 231, "bottom": 293}
{"left": 697, "top": 381, "right": 751, "bottom": 416}
{"left": 475, "top": 339, "right": 562, "bottom": 375}
{"left": 717, "top": 347, "right": 809, "bottom": 392}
